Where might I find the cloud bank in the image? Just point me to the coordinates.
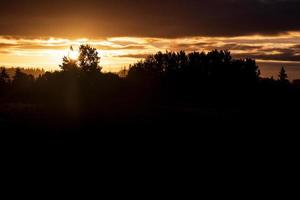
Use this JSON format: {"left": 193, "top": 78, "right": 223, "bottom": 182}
{"left": 0, "top": 0, "right": 300, "bottom": 38}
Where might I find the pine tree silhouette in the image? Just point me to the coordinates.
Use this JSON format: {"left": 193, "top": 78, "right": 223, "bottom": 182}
{"left": 278, "top": 67, "right": 288, "bottom": 82}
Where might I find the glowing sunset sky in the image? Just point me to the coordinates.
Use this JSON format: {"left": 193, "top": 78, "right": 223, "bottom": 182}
{"left": 1, "top": 0, "right": 300, "bottom": 78}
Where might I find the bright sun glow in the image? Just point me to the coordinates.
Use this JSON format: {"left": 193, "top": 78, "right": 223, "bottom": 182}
{"left": 1, "top": 32, "right": 300, "bottom": 74}
{"left": 68, "top": 48, "right": 79, "bottom": 60}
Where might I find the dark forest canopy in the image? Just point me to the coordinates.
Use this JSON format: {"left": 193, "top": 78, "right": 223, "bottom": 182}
{"left": 0, "top": 44, "right": 296, "bottom": 125}
{"left": 0, "top": 46, "right": 291, "bottom": 85}
{"left": 0, "top": 67, "right": 45, "bottom": 79}
{"left": 1, "top": 44, "right": 300, "bottom": 154}
{"left": 1, "top": 44, "right": 300, "bottom": 179}
{"left": 0, "top": 46, "right": 293, "bottom": 101}
{"left": 1, "top": 45, "right": 299, "bottom": 188}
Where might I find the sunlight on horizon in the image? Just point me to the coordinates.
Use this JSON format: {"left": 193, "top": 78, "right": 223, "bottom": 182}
{"left": 0, "top": 32, "right": 300, "bottom": 74}
{"left": 68, "top": 47, "right": 79, "bottom": 60}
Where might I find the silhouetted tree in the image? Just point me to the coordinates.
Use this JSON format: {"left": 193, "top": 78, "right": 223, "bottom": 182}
{"left": 0, "top": 68, "right": 10, "bottom": 95}
{"left": 118, "top": 67, "right": 129, "bottom": 78}
{"left": 0, "top": 68, "right": 10, "bottom": 84}
{"left": 128, "top": 50, "right": 260, "bottom": 91}
{"left": 278, "top": 67, "right": 288, "bottom": 82}
{"left": 78, "top": 45, "right": 102, "bottom": 72}
{"left": 59, "top": 56, "right": 78, "bottom": 72}
{"left": 12, "top": 68, "right": 34, "bottom": 95}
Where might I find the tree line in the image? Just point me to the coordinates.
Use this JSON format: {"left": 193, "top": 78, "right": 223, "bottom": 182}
{"left": 1, "top": 45, "right": 297, "bottom": 170}
{"left": 0, "top": 44, "right": 295, "bottom": 124}
{"left": 0, "top": 45, "right": 291, "bottom": 100}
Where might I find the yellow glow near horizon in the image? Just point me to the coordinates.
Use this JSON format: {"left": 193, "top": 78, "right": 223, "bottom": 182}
{"left": 0, "top": 32, "right": 300, "bottom": 73}
{"left": 68, "top": 49, "right": 79, "bottom": 60}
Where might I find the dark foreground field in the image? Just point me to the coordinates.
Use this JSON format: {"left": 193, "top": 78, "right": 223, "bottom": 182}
{"left": 1, "top": 92, "right": 298, "bottom": 153}
{"left": 1, "top": 89, "right": 298, "bottom": 187}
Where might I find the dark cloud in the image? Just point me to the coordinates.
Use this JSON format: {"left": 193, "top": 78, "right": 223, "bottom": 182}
{"left": 19, "top": 45, "right": 68, "bottom": 50}
{"left": 0, "top": 0, "right": 300, "bottom": 38}
{"left": 0, "top": 42, "right": 68, "bottom": 50}
{"left": 117, "top": 43, "right": 300, "bottom": 62}
{"left": 116, "top": 54, "right": 149, "bottom": 59}
{"left": 95, "top": 45, "right": 146, "bottom": 50}
{"left": 0, "top": 43, "right": 16, "bottom": 49}
{"left": 0, "top": 50, "right": 10, "bottom": 54}
{"left": 106, "top": 44, "right": 146, "bottom": 50}
{"left": 218, "top": 44, "right": 263, "bottom": 51}
{"left": 234, "top": 49, "right": 300, "bottom": 62}
{"left": 292, "top": 44, "right": 300, "bottom": 49}
{"left": 169, "top": 42, "right": 213, "bottom": 51}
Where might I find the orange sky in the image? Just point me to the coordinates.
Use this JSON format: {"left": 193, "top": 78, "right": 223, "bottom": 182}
{"left": 1, "top": 1, "right": 300, "bottom": 79}
{"left": 1, "top": 32, "right": 300, "bottom": 78}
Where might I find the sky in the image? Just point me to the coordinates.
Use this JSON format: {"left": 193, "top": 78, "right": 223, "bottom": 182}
{"left": 0, "top": 0, "right": 300, "bottom": 78}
